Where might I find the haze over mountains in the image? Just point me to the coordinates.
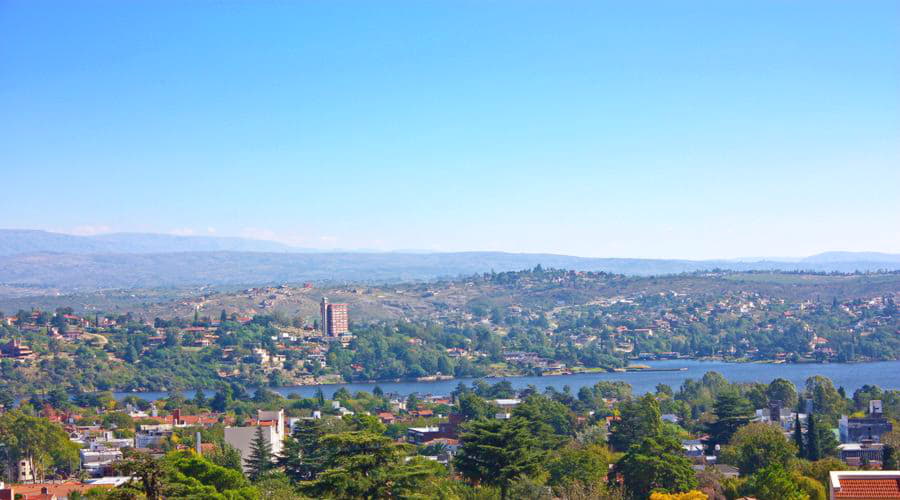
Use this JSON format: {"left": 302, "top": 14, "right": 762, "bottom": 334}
{"left": 0, "top": 229, "right": 303, "bottom": 255}
{"left": 0, "top": 229, "right": 898, "bottom": 297}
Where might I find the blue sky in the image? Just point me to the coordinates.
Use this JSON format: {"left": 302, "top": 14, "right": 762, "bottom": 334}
{"left": 1, "top": 1, "right": 898, "bottom": 259}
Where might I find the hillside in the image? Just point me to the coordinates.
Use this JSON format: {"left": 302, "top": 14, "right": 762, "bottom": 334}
{"left": 2, "top": 250, "right": 900, "bottom": 299}
{"left": 4, "top": 270, "right": 899, "bottom": 322}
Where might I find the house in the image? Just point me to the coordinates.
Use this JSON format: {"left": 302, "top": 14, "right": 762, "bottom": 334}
{"left": 80, "top": 448, "right": 122, "bottom": 476}
{"left": 494, "top": 399, "right": 521, "bottom": 410}
{"left": 839, "top": 401, "right": 893, "bottom": 443}
{"left": 134, "top": 424, "right": 173, "bottom": 448}
{"left": 147, "top": 409, "right": 220, "bottom": 427}
{"left": 662, "top": 414, "right": 680, "bottom": 424}
{"left": 682, "top": 439, "right": 705, "bottom": 458}
{"left": 406, "top": 414, "right": 462, "bottom": 443}
{"left": 0, "top": 340, "right": 35, "bottom": 361}
{"left": 0, "top": 481, "right": 118, "bottom": 500}
{"left": 224, "top": 409, "right": 286, "bottom": 472}
{"left": 15, "top": 459, "right": 33, "bottom": 482}
{"left": 838, "top": 441, "right": 885, "bottom": 467}
{"left": 828, "top": 470, "right": 900, "bottom": 500}
{"left": 407, "top": 426, "right": 442, "bottom": 445}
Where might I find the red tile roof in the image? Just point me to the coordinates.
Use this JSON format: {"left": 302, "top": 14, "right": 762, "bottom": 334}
{"left": 835, "top": 478, "right": 900, "bottom": 498}
{"left": 8, "top": 483, "right": 114, "bottom": 499}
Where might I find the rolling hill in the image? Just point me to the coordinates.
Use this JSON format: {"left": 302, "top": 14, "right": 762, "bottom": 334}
{"left": 0, "top": 230, "right": 898, "bottom": 297}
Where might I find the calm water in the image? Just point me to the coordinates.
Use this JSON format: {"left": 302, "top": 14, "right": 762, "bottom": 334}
{"left": 114, "top": 359, "right": 900, "bottom": 401}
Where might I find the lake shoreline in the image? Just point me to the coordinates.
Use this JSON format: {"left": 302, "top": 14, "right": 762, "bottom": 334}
{"left": 109, "top": 359, "right": 900, "bottom": 402}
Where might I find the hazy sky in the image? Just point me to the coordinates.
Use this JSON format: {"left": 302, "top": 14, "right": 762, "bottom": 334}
{"left": 2, "top": 1, "right": 898, "bottom": 259}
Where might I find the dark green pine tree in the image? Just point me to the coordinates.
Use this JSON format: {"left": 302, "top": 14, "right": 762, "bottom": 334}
{"left": 454, "top": 417, "right": 544, "bottom": 500}
{"left": 220, "top": 309, "right": 228, "bottom": 323}
{"left": 193, "top": 387, "right": 208, "bottom": 408}
{"left": 806, "top": 411, "right": 820, "bottom": 461}
{"left": 278, "top": 419, "right": 323, "bottom": 482}
{"left": 314, "top": 387, "right": 326, "bottom": 407}
{"left": 706, "top": 390, "right": 754, "bottom": 449}
{"left": 883, "top": 445, "right": 897, "bottom": 470}
{"left": 0, "top": 390, "right": 13, "bottom": 410}
{"left": 245, "top": 425, "right": 273, "bottom": 481}
{"left": 793, "top": 406, "right": 805, "bottom": 459}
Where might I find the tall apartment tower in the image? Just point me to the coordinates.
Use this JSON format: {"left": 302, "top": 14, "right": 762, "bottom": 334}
{"left": 320, "top": 297, "right": 349, "bottom": 337}
{"left": 320, "top": 297, "right": 329, "bottom": 335}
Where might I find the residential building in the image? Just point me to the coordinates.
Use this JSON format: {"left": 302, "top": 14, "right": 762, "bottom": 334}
{"left": 407, "top": 426, "right": 442, "bottom": 445}
{"left": 80, "top": 448, "right": 122, "bottom": 476}
{"left": 682, "top": 439, "right": 705, "bottom": 459}
{"left": 406, "top": 414, "right": 462, "bottom": 443}
{"left": 0, "top": 340, "right": 35, "bottom": 361}
{"left": 0, "top": 481, "right": 121, "bottom": 500}
{"left": 15, "top": 460, "right": 33, "bottom": 482}
{"left": 320, "top": 297, "right": 349, "bottom": 337}
{"left": 828, "top": 470, "right": 900, "bottom": 500}
{"left": 134, "top": 424, "right": 173, "bottom": 449}
{"left": 840, "top": 401, "right": 893, "bottom": 443}
{"left": 838, "top": 441, "right": 885, "bottom": 467}
{"left": 224, "top": 409, "right": 286, "bottom": 472}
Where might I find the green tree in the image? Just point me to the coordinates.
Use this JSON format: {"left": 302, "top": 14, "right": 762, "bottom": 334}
{"left": 305, "top": 431, "right": 442, "bottom": 499}
{"left": 805, "top": 376, "right": 846, "bottom": 422}
{"left": 767, "top": 378, "right": 798, "bottom": 408}
{"left": 245, "top": 426, "right": 273, "bottom": 481}
{"left": 806, "top": 411, "right": 820, "bottom": 461}
{"left": 115, "top": 449, "right": 166, "bottom": 500}
{"left": 546, "top": 444, "right": 611, "bottom": 489}
{"left": 609, "top": 394, "right": 662, "bottom": 452}
{"left": 793, "top": 474, "right": 826, "bottom": 500}
{"left": 164, "top": 450, "right": 258, "bottom": 499}
{"left": 254, "top": 471, "right": 301, "bottom": 500}
{"left": 455, "top": 417, "right": 544, "bottom": 500}
{"left": 612, "top": 435, "right": 697, "bottom": 499}
{"left": 193, "top": 388, "right": 208, "bottom": 408}
{"left": 706, "top": 390, "right": 753, "bottom": 449}
{"left": 719, "top": 422, "right": 797, "bottom": 475}
{"left": 883, "top": 444, "right": 897, "bottom": 470}
{"left": 208, "top": 443, "right": 243, "bottom": 472}
{"left": 314, "top": 388, "right": 326, "bottom": 407}
{"left": 797, "top": 457, "right": 846, "bottom": 487}
{"left": 512, "top": 394, "right": 574, "bottom": 449}
{"left": 812, "top": 417, "right": 839, "bottom": 459}
{"left": 0, "top": 411, "right": 80, "bottom": 482}
{"left": 278, "top": 419, "right": 324, "bottom": 482}
{"left": 739, "top": 464, "right": 807, "bottom": 500}
{"left": 456, "top": 392, "right": 495, "bottom": 421}
{"left": 793, "top": 408, "right": 805, "bottom": 459}
{"left": 0, "top": 391, "right": 13, "bottom": 410}
{"left": 211, "top": 387, "right": 232, "bottom": 413}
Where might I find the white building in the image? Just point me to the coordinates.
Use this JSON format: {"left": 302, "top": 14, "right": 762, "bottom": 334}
{"left": 81, "top": 448, "right": 123, "bottom": 476}
{"left": 134, "top": 424, "right": 173, "bottom": 449}
{"left": 224, "top": 409, "right": 286, "bottom": 472}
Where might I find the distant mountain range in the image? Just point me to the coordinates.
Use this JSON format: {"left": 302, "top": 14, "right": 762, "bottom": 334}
{"left": 0, "top": 229, "right": 898, "bottom": 296}
{"left": 0, "top": 229, "right": 303, "bottom": 255}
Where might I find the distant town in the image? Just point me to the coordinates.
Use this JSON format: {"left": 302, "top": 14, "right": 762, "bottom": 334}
{"left": 1, "top": 269, "right": 898, "bottom": 398}
{"left": 1, "top": 269, "right": 899, "bottom": 498}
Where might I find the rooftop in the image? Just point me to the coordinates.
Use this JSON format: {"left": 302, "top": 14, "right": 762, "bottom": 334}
{"left": 831, "top": 471, "right": 900, "bottom": 499}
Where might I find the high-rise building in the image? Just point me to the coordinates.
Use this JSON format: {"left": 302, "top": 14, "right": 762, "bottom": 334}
{"left": 320, "top": 297, "right": 349, "bottom": 337}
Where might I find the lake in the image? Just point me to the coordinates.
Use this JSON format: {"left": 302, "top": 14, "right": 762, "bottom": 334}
{"left": 114, "top": 359, "right": 900, "bottom": 401}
